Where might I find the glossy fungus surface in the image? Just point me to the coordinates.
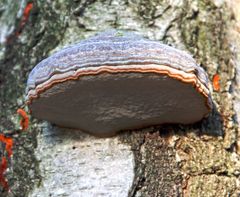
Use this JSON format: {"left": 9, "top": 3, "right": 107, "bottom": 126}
{"left": 26, "top": 30, "right": 212, "bottom": 136}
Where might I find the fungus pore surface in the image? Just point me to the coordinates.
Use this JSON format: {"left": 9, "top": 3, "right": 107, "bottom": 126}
{"left": 26, "top": 30, "right": 212, "bottom": 137}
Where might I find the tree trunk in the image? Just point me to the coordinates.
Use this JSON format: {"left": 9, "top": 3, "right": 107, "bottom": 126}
{"left": 0, "top": 0, "right": 240, "bottom": 196}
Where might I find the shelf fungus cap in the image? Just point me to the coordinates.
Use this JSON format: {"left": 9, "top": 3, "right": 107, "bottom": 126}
{"left": 26, "top": 30, "right": 213, "bottom": 137}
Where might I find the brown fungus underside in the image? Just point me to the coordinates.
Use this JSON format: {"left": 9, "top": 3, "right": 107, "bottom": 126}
{"left": 26, "top": 31, "right": 212, "bottom": 137}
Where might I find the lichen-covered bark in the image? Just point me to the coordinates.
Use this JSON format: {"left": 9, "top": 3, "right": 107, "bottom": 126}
{"left": 0, "top": 0, "right": 70, "bottom": 196}
{"left": 0, "top": 0, "right": 240, "bottom": 196}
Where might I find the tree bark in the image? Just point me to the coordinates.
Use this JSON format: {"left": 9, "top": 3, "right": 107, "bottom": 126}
{"left": 0, "top": 0, "right": 240, "bottom": 196}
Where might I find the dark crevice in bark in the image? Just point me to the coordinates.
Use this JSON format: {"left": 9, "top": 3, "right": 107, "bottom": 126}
{"left": 121, "top": 130, "right": 183, "bottom": 197}
{"left": 72, "top": 0, "right": 98, "bottom": 17}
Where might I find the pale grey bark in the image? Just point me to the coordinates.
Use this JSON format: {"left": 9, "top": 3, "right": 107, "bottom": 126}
{"left": 30, "top": 124, "right": 134, "bottom": 197}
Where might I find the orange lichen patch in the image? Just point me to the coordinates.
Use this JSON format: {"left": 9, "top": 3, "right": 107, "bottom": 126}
{"left": 0, "top": 134, "right": 13, "bottom": 158}
{"left": 24, "top": 3, "right": 33, "bottom": 18}
{"left": 20, "top": 2, "right": 33, "bottom": 28}
{"left": 15, "top": 2, "right": 33, "bottom": 37}
{"left": 0, "top": 134, "right": 13, "bottom": 191}
{"left": 5, "top": 2, "right": 33, "bottom": 43}
{"left": 26, "top": 65, "right": 212, "bottom": 111}
{"left": 17, "top": 108, "right": 29, "bottom": 131}
{"left": 0, "top": 157, "right": 9, "bottom": 191}
{"left": 212, "top": 74, "right": 220, "bottom": 91}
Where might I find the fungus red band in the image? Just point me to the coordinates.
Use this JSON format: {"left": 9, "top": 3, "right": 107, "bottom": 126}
{"left": 27, "top": 66, "right": 212, "bottom": 111}
{"left": 25, "top": 31, "right": 213, "bottom": 136}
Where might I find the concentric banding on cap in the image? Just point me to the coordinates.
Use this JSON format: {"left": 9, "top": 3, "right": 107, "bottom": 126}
{"left": 26, "top": 31, "right": 210, "bottom": 101}
{"left": 26, "top": 64, "right": 212, "bottom": 110}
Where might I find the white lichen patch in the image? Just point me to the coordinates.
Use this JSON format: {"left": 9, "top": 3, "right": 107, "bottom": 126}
{"left": 30, "top": 123, "right": 134, "bottom": 197}
{"left": 0, "top": 0, "right": 25, "bottom": 43}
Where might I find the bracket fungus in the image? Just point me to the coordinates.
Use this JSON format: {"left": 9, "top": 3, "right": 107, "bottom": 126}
{"left": 26, "top": 30, "right": 212, "bottom": 137}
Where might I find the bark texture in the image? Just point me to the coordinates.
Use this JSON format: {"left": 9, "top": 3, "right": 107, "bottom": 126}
{"left": 0, "top": 0, "right": 240, "bottom": 196}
